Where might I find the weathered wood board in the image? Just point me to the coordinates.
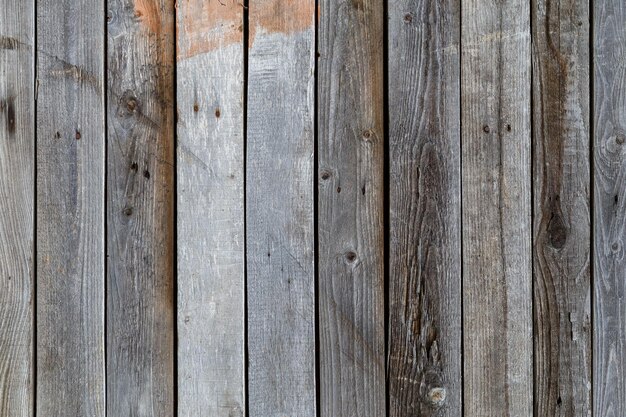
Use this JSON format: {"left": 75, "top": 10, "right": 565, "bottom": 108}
{"left": 106, "top": 0, "right": 175, "bottom": 415}
{"left": 594, "top": 1, "right": 626, "bottom": 415}
{"left": 388, "top": 0, "right": 462, "bottom": 415}
{"left": 461, "top": 0, "right": 532, "bottom": 415}
{"left": 317, "top": 0, "right": 386, "bottom": 416}
{"left": 36, "top": 0, "right": 105, "bottom": 415}
{"left": 246, "top": 1, "right": 316, "bottom": 416}
{"left": 532, "top": 0, "right": 591, "bottom": 415}
{"left": 0, "top": 0, "right": 34, "bottom": 416}
{"left": 176, "top": 0, "right": 245, "bottom": 415}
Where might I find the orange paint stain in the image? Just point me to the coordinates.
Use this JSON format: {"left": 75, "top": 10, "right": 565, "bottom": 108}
{"left": 249, "top": 0, "right": 315, "bottom": 46}
{"left": 134, "top": 0, "right": 170, "bottom": 35}
{"left": 177, "top": 0, "right": 243, "bottom": 59}
{"left": 176, "top": 0, "right": 315, "bottom": 60}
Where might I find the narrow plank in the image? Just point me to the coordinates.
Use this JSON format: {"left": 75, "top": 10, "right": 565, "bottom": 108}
{"left": 387, "top": 0, "right": 461, "bottom": 415}
{"left": 532, "top": 0, "right": 591, "bottom": 415}
{"left": 176, "top": 1, "right": 245, "bottom": 416}
{"left": 0, "top": 0, "right": 34, "bottom": 415}
{"left": 461, "top": 0, "right": 532, "bottom": 415}
{"left": 246, "top": 1, "right": 316, "bottom": 415}
{"left": 106, "top": 1, "right": 175, "bottom": 415}
{"left": 36, "top": 0, "right": 105, "bottom": 415}
{"left": 594, "top": 1, "right": 626, "bottom": 415}
{"left": 317, "top": 0, "right": 385, "bottom": 416}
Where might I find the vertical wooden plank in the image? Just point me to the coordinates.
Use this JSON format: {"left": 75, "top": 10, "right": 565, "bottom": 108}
{"left": 532, "top": 0, "right": 591, "bottom": 415}
{"left": 317, "top": 0, "right": 385, "bottom": 416}
{"left": 106, "top": 0, "right": 175, "bottom": 415}
{"left": 246, "top": 1, "right": 316, "bottom": 416}
{"left": 176, "top": 1, "right": 245, "bottom": 416}
{"left": 461, "top": 0, "right": 532, "bottom": 415}
{"left": 0, "top": 0, "right": 34, "bottom": 416}
{"left": 36, "top": 0, "right": 105, "bottom": 415}
{"left": 388, "top": 0, "right": 461, "bottom": 415}
{"left": 594, "top": 2, "right": 626, "bottom": 416}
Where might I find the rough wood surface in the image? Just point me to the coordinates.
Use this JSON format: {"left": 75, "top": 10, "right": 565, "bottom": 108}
{"left": 0, "top": 0, "right": 34, "bottom": 416}
{"left": 246, "top": 1, "right": 316, "bottom": 416}
{"left": 461, "top": 0, "right": 532, "bottom": 415}
{"left": 36, "top": 0, "right": 105, "bottom": 415}
{"left": 532, "top": 0, "right": 592, "bottom": 415}
{"left": 176, "top": 1, "right": 245, "bottom": 416}
{"left": 107, "top": 1, "right": 175, "bottom": 415}
{"left": 388, "top": 0, "right": 462, "bottom": 415}
{"left": 594, "top": 1, "right": 626, "bottom": 415}
{"left": 317, "top": 0, "right": 386, "bottom": 416}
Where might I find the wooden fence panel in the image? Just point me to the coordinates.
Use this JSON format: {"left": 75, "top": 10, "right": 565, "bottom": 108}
{"left": 388, "top": 0, "right": 462, "bottom": 415}
{"left": 36, "top": 0, "right": 105, "bottom": 415}
{"left": 317, "top": 1, "right": 386, "bottom": 416}
{"left": 246, "top": 1, "right": 316, "bottom": 416}
{"left": 0, "top": 0, "right": 34, "bottom": 416}
{"left": 594, "top": 1, "right": 626, "bottom": 415}
{"left": 176, "top": 1, "right": 245, "bottom": 415}
{"left": 461, "top": 0, "right": 532, "bottom": 415}
{"left": 106, "top": 1, "right": 175, "bottom": 415}
{"left": 532, "top": 0, "right": 592, "bottom": 415}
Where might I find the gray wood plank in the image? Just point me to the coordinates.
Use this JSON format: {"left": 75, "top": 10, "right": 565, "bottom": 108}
{"left": 317, "top": 0, "right": 386, "bottom": 416}
{"left": 0, "top": 0, "right": 34, "bottom": 416}
{"left": 176, "top": 1, "right": 245, "bottom": 416}
{"left": 388, "top": 0, "right": 461, "bottom": 415}
{"left": 106, "top": 1, "right": 175, "bottom": 415}
{"left": 461, "top": 0, "right": 532, "bottom": 415}
{"left": 532, "top": 0, "right": 592, "bottom": 415}
{"left": 36, "top": 0, "right": 105, "bottom": 415}
{"left": 594, "top": 1, "right": 626, "bottom": 415}
{"left": 246, "top": 1, "right": 316, "bottom": 415}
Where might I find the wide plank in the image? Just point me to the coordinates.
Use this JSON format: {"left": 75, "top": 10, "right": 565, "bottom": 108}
{"left": 461, "top": 0, "right": 532, "bottom": 415}
{"left": 246, "top": 1, "right": 316, "bottom": 415}
{"left": 317, "top": 0, "right": 386, "bottom": 416}
{"left": 176, "top": 0, "right": 245, "bottom": 415}
{"left": 106, "top": 1, "right": 175, "bottom": 415}
{"left": 593, "top": 1, "right": 626, "bottom": 415}
{"left": 0, "top": 0, "right": 34, "bottom": 416}
{"left": 388, "top": 0, "right": 462, "bottom": 415}
{"left": 36, "top": 0, "right": 105, "bottom": 415}
{"left": 532, "top": 0, "right": 591, "bottom": 414}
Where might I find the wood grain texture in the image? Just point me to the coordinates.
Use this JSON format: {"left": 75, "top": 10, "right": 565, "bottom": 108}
{"left": 317, "top": 0, "right": 385, "bottom": 416}
{"left": 461, "top": 0, "right": 532, "bottom": 415}
{"left": 532, "top": 0, "right": 591, "bottom": 415}
{"left": 246, "top": 1, "right": 316, "bottom": 416}
{"left": 36, "top": 0, "right": 105, "bottom": 415}
{"left": 388, "top": 0, "right": 461, "bottom": 415}
{"left": 176, "top": 1, "right": 245, "bottom": 416}
{"left": 0, "top": 0, "right": 34, "bottom": 416}
{"left": 594, "top": 1, "right": 626, "bottom": 416}
{"left": 107, "top": 1, "right": 175, "bottom": 415}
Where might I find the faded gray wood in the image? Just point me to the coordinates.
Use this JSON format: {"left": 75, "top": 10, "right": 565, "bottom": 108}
{"left": 176, "top": 1, "right": 245, "bottom": 416}
{"left": 317, "top": 0, "right": 385, "bottom": 416}
{"left": 532, "top": 0, "right": 591, "bottom": 415}
{"left": 461, "top": 0, "right": 532, "bottom": 415}
{"left": 0, "top": 0, "right": 34, "bottom": 416}
{"left": 36, "top": 0, "right": 105, "bottom": 415}
{"left": 594, "top": 1, "right": 626, "bottom": 415}
{"left": 107, "top": 1, "right": 175, "bottom": 415}
{"left": 246, "top": 1, "right": 316, "bottom": 416}
{"left": 388, "top": 0, "right": 461, "bottom": 415}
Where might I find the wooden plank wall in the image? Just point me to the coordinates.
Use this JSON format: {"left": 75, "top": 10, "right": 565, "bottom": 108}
{"left": 106, "top": 0, "right": 175, "bottom": 415}
{"left": 0, "top": 0, "right": 625, "bottom": 416}
{"left": 0, "top": 0, "right": 34, "bottom": 416}
{"left": 36, "top": 0, "right": 106, "bottom": 415}
{"left": 318, "top": 0, "right": 386, "bottom": 415}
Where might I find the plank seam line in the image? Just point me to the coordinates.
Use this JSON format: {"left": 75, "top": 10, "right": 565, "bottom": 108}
{"left": 243, "top": 0, "right": 250, "bottom": 415}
